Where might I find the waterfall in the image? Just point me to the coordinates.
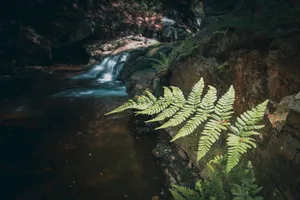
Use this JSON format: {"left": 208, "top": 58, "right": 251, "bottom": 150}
{"left": 54, "top": 52, "right": 129, "bottom": 98}
{"left": 71, "top": 52, "right": 129, "bottom": 82}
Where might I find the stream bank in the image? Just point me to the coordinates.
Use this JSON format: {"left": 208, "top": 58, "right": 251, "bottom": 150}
{"left": 118, "top": 22, "right": 300, "bottom": 200}
{"left": 0, "top": 57, "right": 170, "bottom": 200}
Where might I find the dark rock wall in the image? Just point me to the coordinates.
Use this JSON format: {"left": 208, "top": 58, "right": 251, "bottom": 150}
{"left": 119, "top": 26, "right": 300, "bottom": 199}
{"left": 0, "top": 0, "right": 202, "bottom": 68}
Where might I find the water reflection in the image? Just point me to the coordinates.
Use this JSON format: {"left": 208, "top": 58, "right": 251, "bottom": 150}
{"left": 52, "top": 86, "right": 127, "bottom": 98}
{"left": 0, "top": 72, "right": 166, "bottom": 200}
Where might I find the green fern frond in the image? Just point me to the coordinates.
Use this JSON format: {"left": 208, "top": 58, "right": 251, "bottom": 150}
{"left": 150, "top": 52, "right": 168, "bottom": 65}
{"left": 187, "top": 78, "right": 205, "bottom": 107}
{"left": 226, "top": 134, "right": 257, "bottom": 173}
{"left": 146, "top": 105, "right": 180, "bottom": 123}
{"left": 197, "top": 86, "right": 235, "bottom": 161}
{"left": 160, "top": 52, "right": 169, "bottom": 64}
{"left": 169, "top": 189, "right": 186, "bottom": 200}
{"left": 156, "top": 78, "right": 205, "bottom": 130}
{"left": 206, "top": 162, "right": 225, "bottom": 199}
{"left": 145, "top": 90, "right": 157, "bottom": 101}
{"left": 136, "top": 87, "right": 173, "bottom": 115}
{"left": 105, "top": 91, "right": 160, "bottom": 115}
{"left": 231, "top": 162, "right": 264, "bottom": 200}
{"left": 210, "top": 172, "right": 225, "bottom": 198}
{"left": 198, "top": 86, "right": 217, "bottom": 111}
{"left": 131, "top": 95, "right": 153, "bottom": 110}
{"left": 170, "top": 86, "right": 186, "bottom": 103}
{"left": 212, "top": 85, "right": 235, "bottom": 121}
{"left": 155, "top": 105, "right": 195, "bottom": 129}
{"left": 171, "top": 185, "right": 199, "bottom": 199}
{"left": 150, "top": 52, "right": 170, "bottom": 72}
{"left": 105, "top": 78, "right": 267, "bottom": 197}
{"left": 234, "top": 100, "right": 269, "bottom": 137}
{"left": 195, "top": 180, "right": 204, "bottom": 197}
{"left": 209, "top": 155, "right": 226, "bottom": 165}
{"left": 105, "top": 99, "right": 137, "bottom": 115}
{"left": 226, "top": 100, "right": 268, "bottom": 173}
{"left": 146, "top": 87, "right": 185, "bottom": 123}
{"left": 171, "top": 86, "right": 217, "bottom": 142}
{"left": 135, "top": 97, "right": 167, "bottom": 115}
{"left": 169, "top": 38, "right": 197, "bottom": 61}
{"left": 163, "top": 86, "right": 173, "bottom": 99}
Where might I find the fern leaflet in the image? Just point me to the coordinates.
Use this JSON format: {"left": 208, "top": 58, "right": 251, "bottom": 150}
{"left": 171, "top": 86, "right": 217, "bottom": 141}
{"left": 135, "top": 87, "right": 173, "bottom": 115}
{"left": 197, "top": 86, "right": 235, "bottom": 161}
{"left": 156, "top": 78, "right": 205, "bottom": 129}
{"left": 105, "top": 99, "right": 137, "bottom": 115}
{"left": 171, "top": 185, "right": 200, "bottom": 200}
{"left": 169, "top": 189, "right": 186, "bottom": 200}
{"left": 187, "top": 78, "right": 205, "bottom": 107}
{"left": 226, "top": 135, "right": 256, "bottom": 173}
{"left": 226, "top": 100, "right": 268, "bottom": 173}
{"left": 146, "top": 87, "right": 185, "bottom": 123}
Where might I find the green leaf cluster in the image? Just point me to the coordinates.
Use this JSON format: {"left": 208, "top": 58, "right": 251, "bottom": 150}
{"left": 150, "top": 37, "right": 197, "bottom": 75}
{"left": 106, "top": 77, "right": 268, "bottom": 173}
{"left": 150, "top": 52, "right": 171, "bottom": 74}
{"left": 168, "top": 38, "right": 197, "bottom": 62}
{"left": 170, "top": 156, "right": 263, "bottom": 200}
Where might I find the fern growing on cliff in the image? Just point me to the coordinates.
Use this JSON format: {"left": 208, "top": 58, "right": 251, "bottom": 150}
{"left": 105, "top": 77, "right": 268, "bottom": 173}
{"left": 150, "top": 52, "right": 170, "bottom": 74}
{"left": 170, "top": 157, "right": 263, "bottom": 200}
{"left": 169, "top": 38, "right": 197, "bottom": 62}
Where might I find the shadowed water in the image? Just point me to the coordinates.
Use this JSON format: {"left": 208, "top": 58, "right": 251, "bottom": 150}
{"left": 0, "top": 67, "right": 167, "bottom": 200}
{"left": 52, "top": 86, "right": 128, "bottom": 98}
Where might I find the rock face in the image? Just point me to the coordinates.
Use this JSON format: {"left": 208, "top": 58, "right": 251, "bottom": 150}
{"left": 0, "top": 0, "right": 198, "bottom": 68}
{"left": 118, "top": 43, "right": 175, "bottom": 96}
{"left": 122, "top": 26, "right": 300, "bottom": 199}
{"left": 286, "top": 92, "right": 300, "bottom": 134}
{"left": 18, "top": 27, "right": 52, "bottom": 65}
{"left": 251, "top": 92, "right": 300, "bottom": 200}
{"left": 168, "top": 33, "right": 300, "bottom": 114}
{"left": 167, "top": 33, "right": 300, "bottom": 199}
{"left": 125, "top": 69, "right": 160, "bottom": 97}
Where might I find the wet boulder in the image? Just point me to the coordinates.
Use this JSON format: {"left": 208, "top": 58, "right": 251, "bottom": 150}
{"left": 125, "top": 69, "right": 161, "bottom": 97}
{"left": 118, "top": 43, "right": 174, "bottom": 82}
{"left": 284, "top": 92, "right": 300, "bottom": 137}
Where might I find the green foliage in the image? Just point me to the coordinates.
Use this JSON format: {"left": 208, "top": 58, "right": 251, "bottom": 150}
{"left": 226, "top": 100, "right": 268, "bottom": 173}
{"left": 150, "top": 52, "right": 170, "bottom": 74}
{"left": 169, "top": 38, "right": 198, "bottom": 62}
{"left": 170, "top": 85, "right": 216, "bottom": 142}
{"left": 106, "top": 77, "right": 268, "bottom": 173}
{"left": 197, "top": 85, "right": 235, "bottom": 162}
{"left": 170, "top": 158, "right": 263, "bottom": 200}
{"left": 150, "top": 37, "right": 197, "bottom": 75}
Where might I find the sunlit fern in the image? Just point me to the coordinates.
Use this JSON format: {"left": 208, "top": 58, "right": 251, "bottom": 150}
{"left": 105, "top": 77, "right": 268, "bottom": 172}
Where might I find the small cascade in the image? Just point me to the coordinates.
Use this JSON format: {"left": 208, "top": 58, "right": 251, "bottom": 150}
{"left": 97, "top": 53, "right": 129, "bottom": 82}
{"left": 54, "top": 52, "right": 129, "bottom": 98}
{"left": 71, "top": 52, "right": 129, "bottom": 82}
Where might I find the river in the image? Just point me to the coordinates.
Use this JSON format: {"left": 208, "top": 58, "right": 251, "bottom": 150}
{"left": 0, "top": 55, "right": 167, "bottom": 200}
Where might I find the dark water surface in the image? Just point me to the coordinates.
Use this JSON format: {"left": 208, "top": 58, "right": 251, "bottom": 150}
{"left": 0, "top": 72, "right": 166, "bottom": 200}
